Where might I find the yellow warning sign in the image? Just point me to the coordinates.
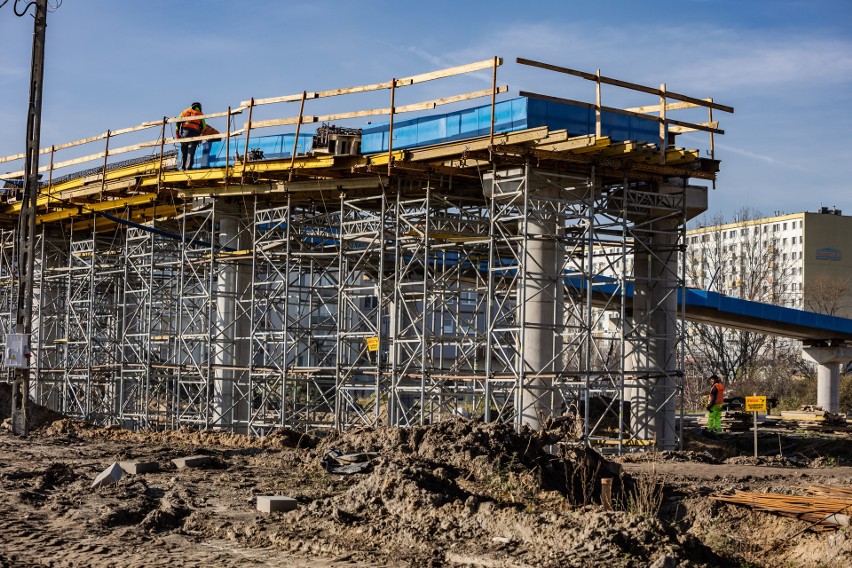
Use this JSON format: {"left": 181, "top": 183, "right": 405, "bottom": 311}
{"left": 365, "top": 336, "right": 380, "bottom": 352}
{"left": 744, "top": 396, "right": 766, "bottom": 412}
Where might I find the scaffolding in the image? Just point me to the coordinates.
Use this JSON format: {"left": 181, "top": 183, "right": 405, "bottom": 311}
{"left": 0, "top": 57, "right": 732, "bottom": 450}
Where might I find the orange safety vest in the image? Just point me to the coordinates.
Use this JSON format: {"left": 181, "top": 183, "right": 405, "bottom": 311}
{"left": 710, "top": 382, "right": 724, "bottom": 405}
{"left": 179, "top": 107, "right": 204, "bottom": 134}
{"left": 201, "top": 125, "right": 219, "bottom": 136}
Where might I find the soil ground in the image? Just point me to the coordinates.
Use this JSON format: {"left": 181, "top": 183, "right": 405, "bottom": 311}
{"left": 1, "top": 390, "right": 850, "bottom": 567}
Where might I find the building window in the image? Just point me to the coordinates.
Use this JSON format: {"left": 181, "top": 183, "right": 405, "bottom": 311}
{"left": 783, "top": 222, "right": 787, "bottom": 230}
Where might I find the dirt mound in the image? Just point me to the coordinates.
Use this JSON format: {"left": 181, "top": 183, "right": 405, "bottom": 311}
{"left": 0, "top": 383, "right": 65, "bottom": 430}
{"left": 616, "top": 450, "right": 719, "bottom": 464}
{"left": 723, "top": 455, "right": 802, "bottom": 467}
{"left": 316, "top": 419, "right": 615, "bottom": 504}
{"left": 2, "top": 417, "right": 851, "bottom": 566}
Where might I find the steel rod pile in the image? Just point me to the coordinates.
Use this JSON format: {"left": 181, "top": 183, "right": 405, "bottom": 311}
{"left": 711, "top": 485, "right": 852, "bottom": 530}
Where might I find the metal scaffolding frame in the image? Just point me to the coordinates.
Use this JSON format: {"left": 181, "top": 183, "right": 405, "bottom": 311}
{"left": 0, "top": 166, "right": 689, "bottom": 449}
{"left": 0, "top": 57, "right": 732, "bottom": 450}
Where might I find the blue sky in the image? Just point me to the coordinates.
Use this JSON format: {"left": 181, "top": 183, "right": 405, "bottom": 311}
{"left": 1, "top": 0, "right": 851, "bottom": 219}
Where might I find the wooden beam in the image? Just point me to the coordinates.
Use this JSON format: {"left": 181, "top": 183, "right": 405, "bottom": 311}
{"left": 243, "top": 58, "right": 503, "bottom": 107}
{"left": 250, "top": 86, "right": 508, "bottom": 131}
{"left": 625, "top": 101, "right": 702, "bottom": 113}
{"left": 516, "top": 57, "right": 734, "bottom": 114}
{"left": 36, "top": 193, "right": 157, "bottom": 225}
{"left": 668, "top": 121, "right": 719, "bottom": 134}
{"left": 403, "top": 127, "right": 552, "bottom": 162}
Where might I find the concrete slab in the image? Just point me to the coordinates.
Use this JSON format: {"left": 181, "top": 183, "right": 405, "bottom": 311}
{"left": 119, "top": 460, "right": 159, "bottom": 475}
{"left": 172, "top": 455, "right": 214, "bottom": 470}
{"left": 92, "top": 462, "right": 124, "bottom": 489}
{"left": 256, "top": 496, "right": 298, "bottom": 513}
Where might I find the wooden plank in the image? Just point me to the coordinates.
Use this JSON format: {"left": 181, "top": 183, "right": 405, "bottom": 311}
{"left": 250, "top": 86, "right": 507, "bottom": 131}
{"left": 244, "top": 58, "right": 502, "bottom": 107}
{"left": 243, "top": 92, "right": 319, "bottom": 107}
{"left": 534, "top": 129, "right": 570, "bottom": 145}
{"left": 427, "top": 85, "right": 507, "bottom": 107}
{"left": 666, "top": 117, "right": 723, "bottom": 135}
{"left": 625, "top": 101, "right": 702, "bottom": 113}
{"left": 516, "top": 57, "right": 734, "bottom": 113}
{"left": 169, "top": 108, "right": 242, "bottom": 124}
{"left": 669, "top": 121, "right": 719, "bottom": 134}
{"left": 36, "top": 193, "right": 157, "bottom": 224}
{"left": 0, "top": 120, "right": 160, "bottom": 165}
{"left": 400, "top": 127, "right": 552, "bottom": 162}
{"left": 2, "top": 130, "right": 244, "bottom": 177}
{"left": 536, "top": 134, "right": 600, "bottom": 152}
{"left": 71, "top": 204, "right": 180, "bottom": 232}
{"left": 399, "top": 57, "right": 502, "bottom": 86}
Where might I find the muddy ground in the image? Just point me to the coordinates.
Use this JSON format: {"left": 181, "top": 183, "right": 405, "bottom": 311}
{"left": 0, "top": 395, "right": 851, "bottom": 567}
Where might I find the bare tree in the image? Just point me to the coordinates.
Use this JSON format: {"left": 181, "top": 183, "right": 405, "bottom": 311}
{"left": 804, "top": 274, "right": 850, "bottom": 316}
{"left": 684, "top": 208, "right": 797, "bottom": 393}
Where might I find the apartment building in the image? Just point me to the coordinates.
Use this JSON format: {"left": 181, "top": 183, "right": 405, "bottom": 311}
{"left": 686, "top": 208, "right": 852, "bottom": 317}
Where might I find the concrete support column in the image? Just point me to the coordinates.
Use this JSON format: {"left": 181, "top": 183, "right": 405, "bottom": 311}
{"left": 213, "top": 214, "right": 252, "bottom": 432}
{"left": 817, "top": 362, "right": 840, "bottom": 414}
{"left": 626, "top": 218, "right": 679, "bottom": 450}
{"left": 519, "top": 177, "right": 563, "bottom": 430}
{"left": 803, "top": 346, "right": 852, "bottom": 414}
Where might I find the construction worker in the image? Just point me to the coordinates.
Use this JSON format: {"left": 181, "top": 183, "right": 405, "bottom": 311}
{"left": 200, "top": 124, "right": 219, "bottom": 168}
{"left": 176, "top": 102, "right": 206, "bottom": 170}
{"left": 706, "top": 374, "right": 725, "bottom": 434}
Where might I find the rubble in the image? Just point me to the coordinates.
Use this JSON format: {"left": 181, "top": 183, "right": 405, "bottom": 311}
{"left": 91, "top": 462, "right": 124, "bottom": 489}
{"left": 119, "top": 460, "right": 159, "bottom": 475}
{"left": 775, "top": 405, "right": 849, "bottom": 432}
{"left": 172, "top": 455, "right": 214, "bottom": 469}
{"left": 256, "top": 496, "right": 298, "bottom": 513}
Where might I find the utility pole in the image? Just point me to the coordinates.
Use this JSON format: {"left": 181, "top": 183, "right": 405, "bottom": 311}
{"left": 7, "top": 0, "right": 48, "bottom": 436}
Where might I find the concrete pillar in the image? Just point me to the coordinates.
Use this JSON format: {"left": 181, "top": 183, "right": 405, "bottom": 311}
{"left": 520, "top": 191, "right": 563, "bottom": 429}
{"left": 817, "top": 362, "right": 840, "bottom": 414}
{"left": 803, "top": 346, "right": 852, "bottom": 414}
{"left": 212, "top": 214, "right": 252, "bottom": 432}
{"left": 626, "top": 218, "right": 679, "bottom": 450}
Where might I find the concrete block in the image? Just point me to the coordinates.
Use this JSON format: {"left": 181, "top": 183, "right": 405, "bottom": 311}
{"left": 119, "top": 460, "right": 159, "bottom": 475}
{"left": 172, "top": 455, "right": 214, "bottom": 469}
{"left": 256, "top": 496, "right": 298, "bottom": 513}
{"left": 92, "top": 462, "right": 124, "bottom": 489}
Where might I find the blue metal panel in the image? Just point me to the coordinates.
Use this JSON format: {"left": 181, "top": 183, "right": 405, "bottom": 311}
{"left": 361, "top": 96, "right": 665, "bottom": 153}
{"left": 527, "top": 98, "right": 592, "bottom": 136}
{"left": 193, "top": 133, "right": 315, "bottom": 169}
{"left": 363, "top": 98, "right": 499, "bottom": 153}
{"left": 361, "top": 98, "right": 532, "bottom": 154}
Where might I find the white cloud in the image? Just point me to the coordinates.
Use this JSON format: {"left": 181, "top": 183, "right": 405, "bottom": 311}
{"left": 671, "top": 38, "right": 852, "bottom": 92}
{"left": 712, "top": 141, "right": 808, "bottom": 170}
{"left": 436, "top": 21, "right": 852, "bottom": 95}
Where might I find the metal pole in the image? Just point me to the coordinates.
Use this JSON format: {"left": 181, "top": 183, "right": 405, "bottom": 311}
{"left": 288, "top": 92, "right": 307, "bottom": 182}
{"left": 753, "top": 410, "right": 758, "bottom": 458}
{"left": 11, "top": 0, "right": 48, "bottom": 436}
{"left": 240, "top": 99, "right": 255, "bottom": 186}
